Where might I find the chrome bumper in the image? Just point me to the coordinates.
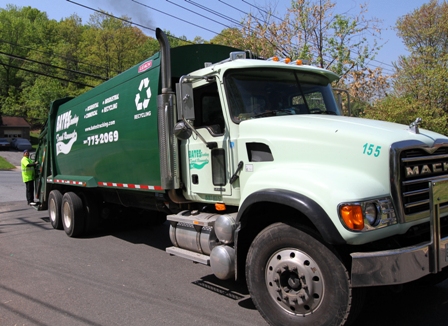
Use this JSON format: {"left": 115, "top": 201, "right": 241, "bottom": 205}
{"left": 351, "top": 179, "right": 448, "bottom": 287}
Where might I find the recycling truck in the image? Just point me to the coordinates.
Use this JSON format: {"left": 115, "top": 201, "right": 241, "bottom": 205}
{"left": 33, "top": 28, "right": 448, "bottom": 326}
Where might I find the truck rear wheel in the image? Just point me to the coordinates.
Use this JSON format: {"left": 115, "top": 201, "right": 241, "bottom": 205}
{"left": 246, "top": 223, "right": 356, "bottom": 326}
{"left": 62, "top": 192, "right": 85, "bottom": 237}
{"left": 48, "top": 190, "right": 63, "bottom": 230}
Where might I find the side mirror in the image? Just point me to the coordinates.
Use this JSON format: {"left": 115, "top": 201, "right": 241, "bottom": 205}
{"left": 173, "top": 121, "right": 192, "bottom": 140}
{"left": 176, "top": 81, "right": 194, "bottom": 121}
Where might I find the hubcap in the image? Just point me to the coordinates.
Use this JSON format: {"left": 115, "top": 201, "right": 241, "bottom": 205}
{"left": 63, "top": 202, "right": 72, "bottom": 229}
{"left": 265, "top": 248, "right": 324, "bottom": 316}
{"left": 49, "top": 198, "right": 56, "bottom": 223}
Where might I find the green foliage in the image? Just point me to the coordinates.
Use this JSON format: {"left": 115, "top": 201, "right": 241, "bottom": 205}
{"left": 0, "top": 6, "right": 161, "bottom": 126}
{"left": 367, "top": 0, "right": 448, "bottom": 135}
{"left": 210, "top": 28, "right": 244, "bottom": 48}
{"left": 365, "top": 95, "right": 448, "bottom": 135}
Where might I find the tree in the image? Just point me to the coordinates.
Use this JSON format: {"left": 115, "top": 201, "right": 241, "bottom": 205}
{"left": 365, "top": 0, "right": 448, "bottom": 134}
{"left": 0, "top": 6, "right": 37, "bottom": 98}
{"left": 210, "top": 28, "right": 248, "bottom": 53}
{"left": 211, "top": 0, "right": 390, "bottom": 115}
{"left": 0, "top": 5, "right": 55, "bottom": 116}
{"left": 82, "top": 11, "right": 149, "bottom": 79}
{"left": 0, "top": 6, "right": 157, "bottom": 124}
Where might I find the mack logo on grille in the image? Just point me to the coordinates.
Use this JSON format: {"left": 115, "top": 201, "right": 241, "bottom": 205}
{"left": 405, "top": 162, "right": 448, "bottom": 177}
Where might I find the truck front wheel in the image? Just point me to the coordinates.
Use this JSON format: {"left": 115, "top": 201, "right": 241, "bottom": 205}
{"left": 62, "top": 192, "right": 85, "bottom": 237}
{"left": 246, "top": 223, "right": 356, "bottom": 326}
{"left": 48, "top": 190, "right": 63, "bottom": 230}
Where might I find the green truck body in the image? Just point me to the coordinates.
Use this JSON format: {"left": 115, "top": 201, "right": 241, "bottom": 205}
{"left": 33, "top": 28, "right": 448, "bottom": 326}
{"left": 37, "top": 43, "right": 239, "bottom": 194}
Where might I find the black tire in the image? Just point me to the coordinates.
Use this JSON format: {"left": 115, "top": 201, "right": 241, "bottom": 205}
{"left": 62, "top": 192, "right": 85, "bottom": 237}
{"left": 246, "top": 223, "right": 357, "bottom": 326}
{"left": 48, "top": 190, "right": 63, "bottom": 230}
{"left": 78, "top": 192, "right": 100, "bottom": 234}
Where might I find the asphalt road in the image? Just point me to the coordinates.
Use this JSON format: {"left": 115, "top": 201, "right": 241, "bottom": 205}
{"left": 1, "top": 203, "right": 448, "bottom": 326}
{"left": 0, "top": 202, "right": 267, "bottom": 326}
{"left": 0, "top": 150, "right": 32, "bottom": 203}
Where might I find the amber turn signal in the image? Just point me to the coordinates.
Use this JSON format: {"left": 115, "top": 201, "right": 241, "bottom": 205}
{"left": 340, "top": 205, "right": 364, "bottom": 231}
{"left": 215, "top": 203, "right": 226, "bottom": 211}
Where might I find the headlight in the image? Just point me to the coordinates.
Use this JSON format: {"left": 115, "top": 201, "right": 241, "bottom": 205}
{"left": 338, "top": 197, "right": 397, "bottom": 232}
{"left": 365, "top": 203, "right": 380, "bottom": 227}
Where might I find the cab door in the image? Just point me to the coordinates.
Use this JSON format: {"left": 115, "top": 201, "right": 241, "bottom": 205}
{"left": 179, "top": 81, "right": 232, "bottom": 201}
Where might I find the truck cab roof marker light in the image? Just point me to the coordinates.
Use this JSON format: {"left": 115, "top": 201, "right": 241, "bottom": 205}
{"left": 229, "top": 52, "right": 246, "bottom": 61}
{"left": 290, "top": 59, "right": 306, "bottom": 65}
{"left": 266, "top": 57, "right": 307, "bottom": 65}
{"left": 267, "top": 56, "right": 280, "bottom": 62}
{"left": 208, "top": 51, "right": 247, "bottom": 67}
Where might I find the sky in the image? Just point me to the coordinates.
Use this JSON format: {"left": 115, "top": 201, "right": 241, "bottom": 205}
{"left": 0, "top": 0, "right": 432, "bottom": 75}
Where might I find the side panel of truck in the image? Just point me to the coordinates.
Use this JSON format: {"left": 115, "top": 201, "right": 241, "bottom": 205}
{"left": 52, "top": 54, "right": 162, "bottom": 189}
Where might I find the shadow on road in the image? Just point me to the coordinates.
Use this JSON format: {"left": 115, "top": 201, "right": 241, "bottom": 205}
{"left": 81, "top": 213, "right": 172, "bottom": 251}
{"left": 353, "top": 281, "right": 448, "bottom": 325}
{"left": 191, "top": 274, "right": 258, "bottom": 312}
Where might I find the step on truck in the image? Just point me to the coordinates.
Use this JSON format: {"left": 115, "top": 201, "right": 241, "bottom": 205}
{"left": 33, "top": 28, "right": 448, "bottom": 326}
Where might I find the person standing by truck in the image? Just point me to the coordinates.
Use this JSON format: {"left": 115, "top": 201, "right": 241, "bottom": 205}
{"left": 21, "top": 150, "right": 37, "bottom": 206}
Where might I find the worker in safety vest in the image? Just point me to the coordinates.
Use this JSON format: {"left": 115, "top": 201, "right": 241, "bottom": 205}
{"left": 21, "top": 150, "right": 38, "bottom": 206}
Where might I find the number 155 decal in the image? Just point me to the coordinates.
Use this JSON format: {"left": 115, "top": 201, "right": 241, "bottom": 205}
{"left": 363, "top": 143, "right": 382, "bottom": 157}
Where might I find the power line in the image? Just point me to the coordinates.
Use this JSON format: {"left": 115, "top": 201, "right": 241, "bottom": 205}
{"left": 0, "top": 50, "right": 108, "bottom": 81}
{"left": 156, "top": 0, "right": 288, "bottom": 56}
{"left": 186, "top": 0, "right": 240, "bottom": 25}
{"left": 176, "top": 0, "right": 396, "bottom": 74}
{"left": 232, "top": 0, "right": 396, "bottom": 73}
{"left": 67, "top": 0, "right": 155, "bottom": 33}
{"left": 0, "top": 38, "right": 114, "bottom": 75}
{"left": 67, "top": 0, "right": 198, "bottom": 44}
{"left": 1, "top": 62, "right": 95, "bottom": 87}
{"left": 166, "top": 0, "right": 233, "bottom": 30}
{"left": 131, "top": 0, "right": 220, "bottom": 35}
{"left": 69, "top": 0, "right": 394, "bottom": 74}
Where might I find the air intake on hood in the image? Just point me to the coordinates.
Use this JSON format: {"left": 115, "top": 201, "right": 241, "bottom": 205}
{"left": 246, "top": 142, "right": 273, "bottom": 162}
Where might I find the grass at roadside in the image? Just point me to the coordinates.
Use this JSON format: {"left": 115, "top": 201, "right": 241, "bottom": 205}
{"left": 0, "top": 156, "right": 15, "bottom": 170}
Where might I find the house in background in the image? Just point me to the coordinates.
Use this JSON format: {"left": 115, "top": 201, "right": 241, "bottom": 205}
{"left": 0, "top": 116, "right": 31, "bottom": 140}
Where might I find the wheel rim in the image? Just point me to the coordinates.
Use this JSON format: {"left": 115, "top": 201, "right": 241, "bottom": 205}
{"left": 63, "top": 202, "right": 72, "bottom": 229}
{"left": 265, "top": 248, "right": 324, "bottom": 316}
{"left": 49, "top": 198, "right": 56, "bottom": 223}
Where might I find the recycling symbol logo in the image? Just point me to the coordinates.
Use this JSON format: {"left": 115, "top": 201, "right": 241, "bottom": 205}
{"left": 135, "top": 77, "right": 151, "bottom": 111}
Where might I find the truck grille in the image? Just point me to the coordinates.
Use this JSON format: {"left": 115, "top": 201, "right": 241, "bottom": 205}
{"left": 400, "top": 147, "right": 448, "bottom": 216}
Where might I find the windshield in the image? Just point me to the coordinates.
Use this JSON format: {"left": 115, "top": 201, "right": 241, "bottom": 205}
{"left": 224, "top": 68, "right": 341, "bottom": 122}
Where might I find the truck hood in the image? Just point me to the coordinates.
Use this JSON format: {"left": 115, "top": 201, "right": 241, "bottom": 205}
{"left": 238, "top": 115, "right": 443, "bottom": 146}
{"left": 237, "top": 115, "right": 447, "bottom": 198}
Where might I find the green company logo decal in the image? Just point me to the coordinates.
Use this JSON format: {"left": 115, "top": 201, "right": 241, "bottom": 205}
{"left": 55, "top": 110, "right": 79, "bottom": 155}
{"left": 189, "top": 149, "right": 209, "bottom": 170}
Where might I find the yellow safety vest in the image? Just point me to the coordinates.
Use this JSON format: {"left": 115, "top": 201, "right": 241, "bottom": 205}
{"left": 21, "top": 157, "right": 34, "bottom": 182}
